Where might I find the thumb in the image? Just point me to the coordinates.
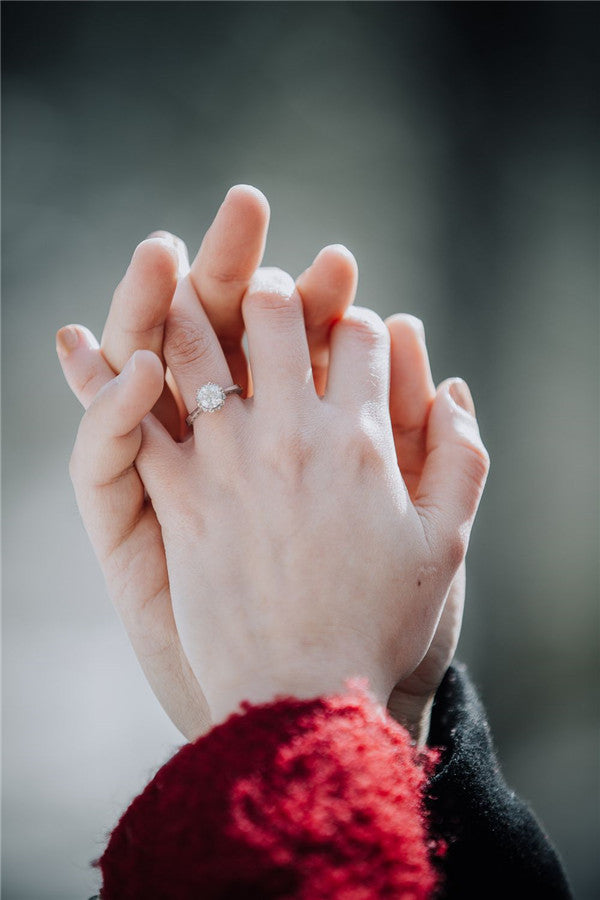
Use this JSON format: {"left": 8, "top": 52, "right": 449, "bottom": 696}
{"left": 63, "top": 342, "right": 165, "bottom": 558}
{"left": 415, "top": 378, "right": 490, "bottom": 564}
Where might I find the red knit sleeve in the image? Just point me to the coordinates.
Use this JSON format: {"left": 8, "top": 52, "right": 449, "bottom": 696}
{"left": 98, "top": 684, "right": 441, "bottom": 899}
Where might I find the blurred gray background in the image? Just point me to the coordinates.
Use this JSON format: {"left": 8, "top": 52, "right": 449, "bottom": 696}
{"left": 2, "top": 2, "right": 598, "bottom": 897}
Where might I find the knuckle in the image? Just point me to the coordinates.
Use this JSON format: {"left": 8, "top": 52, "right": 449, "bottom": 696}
{"left": 205, "top": 266, "right": 247, "bottom": 288}
{"left": 165, "top": 315, "right": 214, "bottom": 369}
{"left": 244, "top": 290, "right": 297, "bottom": 316}
{"left": 461, "top": 439, "right": 491, "bottom": 489}
{"left": 443, "top": 533, "right": 467, "bottom": 571}
{"left": 339, "top": 307, "right": 388, "bottom": 347}
{"left": 259, "top": 425, "right": 315, "bottom": 484}
{"left": 76, "top": 366, "right": 103, "bottom": 401}
{"left": 341, "top": 422, "right": 386, "bottom": 473}
{"left": 243, "top": 269, "right": 297, "bottom": 314}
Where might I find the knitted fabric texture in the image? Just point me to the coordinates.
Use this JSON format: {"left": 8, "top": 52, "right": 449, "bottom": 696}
{"left": 99, "top": 686, "right": 440, "bottom": 899}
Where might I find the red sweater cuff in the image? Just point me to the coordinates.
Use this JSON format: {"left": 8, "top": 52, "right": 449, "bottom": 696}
{"left": 99, "top": 685, "right": 441, "bottom": 899}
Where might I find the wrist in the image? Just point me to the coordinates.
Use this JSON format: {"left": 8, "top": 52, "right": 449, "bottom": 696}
{"left": 205, "top": 663, "right": 390, "bottom": 726}
{"left": 386, "top": 690, "right": 434, "bottom": 748}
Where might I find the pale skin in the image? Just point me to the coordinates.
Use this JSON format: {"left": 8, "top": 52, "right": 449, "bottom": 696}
{"left": 57, "top": 186, "right": 488, "bottom": 744}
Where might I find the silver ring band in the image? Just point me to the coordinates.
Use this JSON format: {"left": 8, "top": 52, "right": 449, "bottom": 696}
{"left": 186, "top": 382, "right": 243, "bottom": 426}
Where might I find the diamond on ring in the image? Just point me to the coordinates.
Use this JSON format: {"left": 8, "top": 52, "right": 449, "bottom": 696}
{"left": 196, "top": 382, "right": 227, "bottom": 412}
{"left": 185, "top": 382, "right": 243, "bottom": 426}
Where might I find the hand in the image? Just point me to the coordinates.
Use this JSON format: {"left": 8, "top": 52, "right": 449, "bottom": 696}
{"left": 58, "top": 185, "right": 482, "bottom": 741}
{"left": 75, "top": 265, "right": 488, "bottom": 724}
{"left": 57, "top": 186, "right": 357, "bottom": 738}
{"left": 383, "top": 316, "right": 472, "bottom": 744}
{"left": 129, "top": 224, "right": 473, "bottom": 742}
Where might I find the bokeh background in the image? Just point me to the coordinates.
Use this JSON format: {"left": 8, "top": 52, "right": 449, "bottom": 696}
{"left": 2, "top": 2, "right": 598, "bottom": 897}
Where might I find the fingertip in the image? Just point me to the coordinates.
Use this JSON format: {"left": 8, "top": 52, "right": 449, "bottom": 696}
{"left": 432, "top": 378, "right": 478, "bottom": 423}
{"left": 123, "top": 348, "right": 165, "bottom": 384}
{"left": 137, "top": 347, "right": 165, "bottom": 371}
{"left": 131, "top": 236, "right": 179, "bottom": 283}
{"left": 417, "top": 379, "right": 490, "bottom": 556}
{"left": 224, "top": 183, "right": 271, "bottom": 220}
{"left": 78, "top": 325, "right": 101, "bottom": 350}
{"left": 312, "top": 243, "right": 358, "bottom": 287}
{"left": 56, "top": 324, "right": 99, "bottom": 360}
{"left": 56, "top": 325, "right": 80, "bottom": 359}
{"left": 245, "top": 266, "right": 297, "bottom": 304}
{"left": 385, "top": 313, "right": 425, "bottom": 342}
{"left": 146, "top": 229, "right": 174, "bottom": 241}
{"left": 221, "top": 185, "right": 271, "bottom": 237}
{"left": 193, "top": 185, "right": 271, "bottom": 296}
{"left": 145, "top": 231, "right": 190, "bottom": 275}
{"left": 429, "top": 379, "right": 489, "bottom": 473}
{"left": 103, "top": 239, "right": 177, "bottom": 373}
{"left": 109, "top": 350, "right": 165, "bottom": 431}
{"left": 316, "top": 243, "right": 357, "bottom": 265}
{"left": 446, "top": 378, "right": 476, "bottom": 418}
{"left": 296, "top": 245, "right": 358, "bottom": 327}
{"left": 339, "top": 304, "right": 387, "bottom": 334}
{"left": 432, "top": 378, "right": 474, "bottom": 423}
{"left": 326, "top": 306, "right": 391, "bottom": 409}
{"left": 328, "top": 305, "right": 390, "bottom": 367}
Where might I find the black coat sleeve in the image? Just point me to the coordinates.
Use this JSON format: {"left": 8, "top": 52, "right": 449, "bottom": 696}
{"left": 426, "top": 662, "right": 573, "bottom": 898}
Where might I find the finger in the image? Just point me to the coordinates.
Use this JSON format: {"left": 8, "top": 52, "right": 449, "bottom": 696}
{"left": 143, "top": 230, "right": 195, "bottom": 437}
{"left": 386, "top": 315, "right": 436, "bottom": 496}
{"left": 57, "top": 326, "right": 177, "bottom": 455}
{"left": 147, "top": 229, "right": 190, "bottom": 277}
{"left": 386, "top": 315, "right": 435, "bottom": 428}
{"left": 58, "top": 327, "right": 207, "bottom": 740}
{"left": 415, "top": 379, "right": 490, "bottom": 566}
{"left": 57, "top": 324, "right": 111, "bottom": 408}
{"left": 190, "top": 184, "right": 270, "bottom": 381}
{"left": 99, "top": 237, "right": 183, "bottom": 438}
{"left": 296, "top": 244, "right": 358, "bottom": 394}
{"left": 241, "top": 268, "right": 315, "bottom": 408}
{"left": 66, "top": 350, "right": 165, "bottom": 566}
{"left": 325, "top": 307, "right": 391, "bottom": 415}
{"left": 101, "top": 237, "right": 179, "bottom": 371}
{"left": 70, "top": 350, "right": 165, "bottom": 489}
{"left": 163, "top": 275, "right": 238, "bottom": 424}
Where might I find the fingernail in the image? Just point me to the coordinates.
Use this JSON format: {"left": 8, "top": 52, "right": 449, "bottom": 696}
{"left": 136, "top": 232, "right": 175, "bottom": 260}
{"left": 143, "top": 233, "right": 178, "bottom": 258}
{"left": 326, "top": 243, "right": 352, "bottom": 258}
{"left": 408, "top": 315, "right": 425, "bottom": 341}
{"left": 313, "top": 243, "right": 355, "bottom": 266}
{"left": 56, "top": 326, "right": 79, "bottom": 358}
{"left": 449, "top": 379, "right": 475, "bottom": 416}
{"left": 146, "top": 229, "right": 172, "bottom": 241}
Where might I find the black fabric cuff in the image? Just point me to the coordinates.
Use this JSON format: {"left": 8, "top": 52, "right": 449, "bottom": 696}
{"left": 426, "top": 662, "right": 573, "bottom": 898}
